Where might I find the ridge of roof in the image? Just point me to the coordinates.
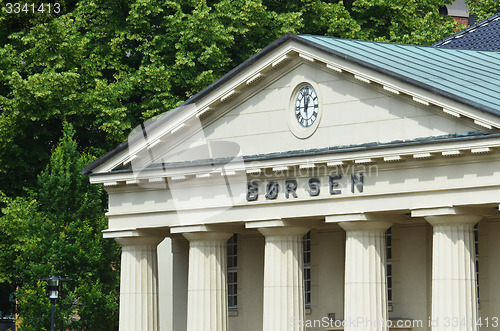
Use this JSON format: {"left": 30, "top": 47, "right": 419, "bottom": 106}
{"left": 433, "top": 13, "right": 500, "bottom": 51}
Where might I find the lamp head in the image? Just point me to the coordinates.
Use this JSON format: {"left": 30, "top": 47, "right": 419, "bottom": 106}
{"left": 41, "top": 276, "right": 71, "bottom": 301}
{"left": 48, "top": 278, "right": 60, "bottom": 300}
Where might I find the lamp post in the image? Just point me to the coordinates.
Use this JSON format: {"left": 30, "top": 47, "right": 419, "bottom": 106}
{"left": 42, "top": 276, "right": 70, "bottom": 331}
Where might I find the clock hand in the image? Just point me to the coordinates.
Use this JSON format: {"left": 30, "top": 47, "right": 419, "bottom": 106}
{"left": 304, "top": 95, "right": 309, "bottom": 119}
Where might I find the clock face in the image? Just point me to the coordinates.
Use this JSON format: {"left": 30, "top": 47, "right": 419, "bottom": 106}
{"left": 294, "top": 86, "right": 319, "bottom": 128}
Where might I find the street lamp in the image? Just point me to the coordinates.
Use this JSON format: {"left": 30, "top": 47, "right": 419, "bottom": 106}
{"left": 42, "top": 276, "right": 71, "bottom": 331}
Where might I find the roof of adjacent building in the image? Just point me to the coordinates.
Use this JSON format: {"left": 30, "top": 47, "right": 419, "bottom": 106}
{"left": 83, "top": 34, "right": 500, "bottom": 175}
{"left": 433, "top": 13, "right": 500, "bottom": 51}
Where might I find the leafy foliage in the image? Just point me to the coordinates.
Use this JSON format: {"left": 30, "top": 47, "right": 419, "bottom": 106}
{"left": 0, "top": 124, "right": 119, "bottom": 330}
{"left": 467, "top": 0, "right": 500, "bottom": 21}
{"left": 263, "top": 0, "right": 460, "bottom": 43}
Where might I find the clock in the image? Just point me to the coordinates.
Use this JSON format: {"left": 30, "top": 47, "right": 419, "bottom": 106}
{"left": 288, "top": 81, "right": 322, "bottom": 139}
{"left": 294, "top": 86, "right": 319, "bottom": 128}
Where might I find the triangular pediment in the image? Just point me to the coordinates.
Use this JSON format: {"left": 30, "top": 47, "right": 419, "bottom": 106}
{"left": 85, "top": 34, "right": 500, "bottom": 178}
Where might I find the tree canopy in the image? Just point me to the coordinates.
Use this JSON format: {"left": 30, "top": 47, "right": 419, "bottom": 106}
{"left": 467, "top": 0, "right": 500, "bottom": 21}
{"left": 0, "top": 0, "right": 481, "bottom": 328}
{"left": 0, "top": 124, "right": 120, "bottom": 329}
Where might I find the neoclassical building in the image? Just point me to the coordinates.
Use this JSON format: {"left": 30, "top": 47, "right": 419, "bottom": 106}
{"left": 84, "top": 34, "right": 500, "bottom": 330}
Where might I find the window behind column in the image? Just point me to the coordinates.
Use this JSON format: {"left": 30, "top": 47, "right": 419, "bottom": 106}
{"left": 474, "top": 223, "right": 480, "bottom": 305}
{"left": 227, "top": 234, "right": 238, "bottom": 310}
{"left": 303, "top": 231, "right": 311, "bottom": 309}
{"left": 386, "top": 228, "right": 392, "bottom": 309}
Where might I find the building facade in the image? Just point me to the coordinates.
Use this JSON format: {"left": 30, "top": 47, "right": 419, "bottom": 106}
{"left": 441, "top": 0, "right": 475, "bottom": 25}
{"left": 84, "top": 34, "right": 500, "bottom": 330}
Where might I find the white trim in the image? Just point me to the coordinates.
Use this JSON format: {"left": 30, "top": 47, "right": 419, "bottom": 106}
{"left": 412, "top": 97, "right": 430, "bottom": 106}
{"left": 326, "top": 63, "right": 342, "bottom": 73}
{"left": 443, "top": 108, "right": 461, "bottom": 118}
{"left": 272, "top": 54, "right": 291, "bottom": 68}
{"left": 246, "top": 73, "right": 265, "bottom": 85}
{"left": 299, "top": 53, "right": 315, "bottom": 62}
{"left": 475, "top": 119, "right": 493, "bottom": 129}
{"left": 196, "top": 106, "right": 213, "bottom": 118}
{"left": 354, "top": 75, "right": 371, "bottom": 84}
{"left": 220, "top": 90, "right": 239, "bottom": 103}
{"left": 384, "top": 155, "right": 403, "bottom": 162}
{"left": 383, "top": 85, "right": 400, "bottom": 94}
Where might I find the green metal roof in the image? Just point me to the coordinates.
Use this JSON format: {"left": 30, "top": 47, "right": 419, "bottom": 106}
{"left": 298, "top": 35, "right": 500, "bottom": 115}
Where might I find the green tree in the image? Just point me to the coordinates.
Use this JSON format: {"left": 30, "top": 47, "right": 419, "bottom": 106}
{"left": 0, "top": 10, "right": 133, "bottom": 196}
{"left": 263, "top": 0, "right": 460, "bottom": 44}
{"left": 467, "top": 0, "right": 500, "bottom": 20}
{"left": 0, "top": 194, "right": 38, "bottom": 320}
{"left": 0, "top": 124, "right": 120, "bottom": 330}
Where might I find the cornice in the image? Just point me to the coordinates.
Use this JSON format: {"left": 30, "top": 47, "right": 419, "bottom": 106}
{"left": 90, "top": 133, "right": 500, "bottom": 187}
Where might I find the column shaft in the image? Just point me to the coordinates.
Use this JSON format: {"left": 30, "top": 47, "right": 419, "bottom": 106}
{"left": 427, "top": 215, "right": 480, "bottom": 331}
{"left": 340, "top": 221, "right": 392, "bottom": 331}
{"left": 259, "top": 227, "right": 309, "bottom": 331}
{"left": 116, "top": 237, "right": 163, "bottom": 331}
{"left": 184, "top": 232, "right": 232, "bottom": 331}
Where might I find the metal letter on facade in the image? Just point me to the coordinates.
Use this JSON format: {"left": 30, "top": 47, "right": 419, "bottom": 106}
{"left": 285, "top": 180, "right": 298, "bottom": 199}
{"left": 329, "top": 175, "right": 342, "bottom": 195}
{"left": 246, "top": 181, "right": 259, "bottom": 201}
{"left": 308, "top": 178, "right": 320, "bottom": 196}
{"left": 265, "top": 181, "right": 279, "bottom": 200}
{"left": 351, "top": 173, "right": 364, "bottom": 193}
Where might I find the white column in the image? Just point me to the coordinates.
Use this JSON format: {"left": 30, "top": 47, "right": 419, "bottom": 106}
{"left": 184, "top": 232, "right": 233, "bottom": 331}
{"left": 339, "top": 221, "right": 392, "bottom": 331}
{"left": 115, "top": 236, "right": 164, "bottom": 331}
{"left": 426, "top": 215, "right": 480, "bottom": 331}
{"left": 258, "top": 226, "right": 309, "bottom": 331}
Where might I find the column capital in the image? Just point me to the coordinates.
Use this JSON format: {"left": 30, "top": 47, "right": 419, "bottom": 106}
{"left": 183, "top": 231, "right": 233, "bottom": 242}
{"left": 339, "top": 220, "right": 392, "bottom": 232}
{"left": 326, "top": 212, "right": 404, "bottom": 224}
{"left": 258, "top": 226, "right": 309, "bottom": 237}
{"left": 412, "top": 207, "right": 482, "bottom": 226}
{"left": 425, "top": 214, "right": 481, "bottom": 226}
{"left": 115, "top": 236, "right": 164, "bottom": 247}
{"left": 412, "top": 206, "right": 487, "bottom": 219}
{"left": 171, "top": 224, "right": 243, "bottom": 235}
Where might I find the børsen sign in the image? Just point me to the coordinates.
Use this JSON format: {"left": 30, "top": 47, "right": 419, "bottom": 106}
{"left": 246, "top": 173, "right": 364, "bottom": 201}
